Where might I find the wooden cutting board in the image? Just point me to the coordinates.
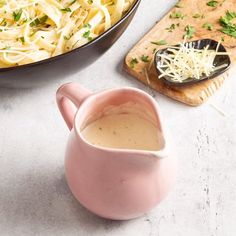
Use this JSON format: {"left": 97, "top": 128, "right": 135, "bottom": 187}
{"left": 124, "top": 0, "right": 236, "bottom": 106}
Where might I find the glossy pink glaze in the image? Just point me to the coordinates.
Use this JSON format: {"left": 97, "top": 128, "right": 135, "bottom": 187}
{"left": 56, "top": 83, "right": 177, "bottom": 220}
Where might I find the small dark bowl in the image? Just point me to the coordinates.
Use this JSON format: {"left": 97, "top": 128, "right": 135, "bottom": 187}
{"left": 154, "top": 39, "right": 231, "bottom": 86}
{"left": 0, "top": 0, "right": 141, "bottom": 73}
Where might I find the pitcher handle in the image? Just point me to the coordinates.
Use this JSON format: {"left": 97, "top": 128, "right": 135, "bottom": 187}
{"left": 56, "top": 83, "right": 92, "bottom": 130}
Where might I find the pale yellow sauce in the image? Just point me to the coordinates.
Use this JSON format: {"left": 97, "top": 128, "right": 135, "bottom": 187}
{"left": 81, "top": 113, "right": 162, "bottom": 151}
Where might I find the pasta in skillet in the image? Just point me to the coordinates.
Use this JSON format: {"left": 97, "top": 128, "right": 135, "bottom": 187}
{"left": 0, "top": 0, "right": 135, "bottom": 68}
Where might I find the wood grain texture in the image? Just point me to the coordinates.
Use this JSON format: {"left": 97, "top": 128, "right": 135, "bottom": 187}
{"left": 124, "top": 0, "right": 236, "bottom": 106}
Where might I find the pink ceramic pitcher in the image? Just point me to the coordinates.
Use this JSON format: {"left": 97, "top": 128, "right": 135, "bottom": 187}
{"left": 56, "top": 83, "right": 177, "bottom": 220}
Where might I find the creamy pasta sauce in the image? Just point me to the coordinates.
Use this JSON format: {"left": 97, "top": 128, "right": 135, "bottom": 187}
{"left": 81, "top": 113, "right": 162, "bottom": 151}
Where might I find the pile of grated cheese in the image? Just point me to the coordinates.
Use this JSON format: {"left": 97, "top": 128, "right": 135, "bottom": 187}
{"left": 156, "top": 40, "right": 229, "bottom": 83}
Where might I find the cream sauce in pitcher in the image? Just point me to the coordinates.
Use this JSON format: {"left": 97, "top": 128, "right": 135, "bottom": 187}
{"left": 57, "top": 83, "right": 176, "bottom": 220}
{"left": 81, "top": 112, "right": 163, "bottom": 151}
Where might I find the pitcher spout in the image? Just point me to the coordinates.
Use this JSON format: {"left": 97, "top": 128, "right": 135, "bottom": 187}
{"left": 151, "top": 149, "right": 169, "bottom": 159}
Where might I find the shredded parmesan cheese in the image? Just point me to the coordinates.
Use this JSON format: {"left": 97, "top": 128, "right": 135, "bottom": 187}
{"left": 209, "top": 103, "right": 226, "bottom": 117}
{"left": 144, "top": 67, "right": 150, "bottom": 85}
{"left": 156, "top": 39, "right": 230, "bottom": 83}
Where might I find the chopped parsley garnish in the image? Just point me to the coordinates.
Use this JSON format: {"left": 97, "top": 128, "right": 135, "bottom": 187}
{"left": 19, "top": 36, "right": 25, "bottom": 44}
{"left": 141, "top": 55, "right": 150, "bottom": 63}
{"left": 219, "top": 10, "right": 236, "bottom": 38}
{"left": 30, "top": 18, "right": 40, "bottom": 26}
{"left": 83, "top": 30, "right": 93, "bottom": 41}
{"left": 152, "top": 48, "right": 157, "bottom": 54}
{"left": 30, "top": 15, "right": 48, "bottom": 27}
{"left": 82, "top": 24, "right": 93, "bottom": 40}
{"left": 193, "top": 13, "right": 201, "bottom": 18}
{"left": 83, "top": 31, "right": 90, "bottom": 38}
{"left": 69, "top": 0, "right": 77, "bottom": 6}
{"left": 0, "top": 18, "right": 7, "bottom": 26}
{"left": 13, "top": 9, "right": 23, "bottom": 21}
{"left": 165, "top": 23, "right": 178, "bottom": 32}
{"left": 170, "top": 11, "right": 185, "bottom": 19}
{"left": 202, "top": 23, "right": 213, "bottom": 31}
{"left": 39, "top": 15, "right": 48, "bottom": 24}
{"left": 206, "top": 0, "right": 219, "bottom": 7}
{"left": 184, "top": 25, "right": 195, "bottom": 39}
{"left": 192, "top": 13, "right": 204, "bottom": 19}
{"left": 130, "top": 58, "right": 138, "bottom": 68}
{"left": 151, "top": 40, "right": 167, "bottom": 45}
{"left": 83, "top": 23, "right": 91, "bottom": 29}
{"left": 4, "top": 46, "right": 11, "bottom": 50}
{"left": 61, "top": 8, "right": 72, "bottom": 12}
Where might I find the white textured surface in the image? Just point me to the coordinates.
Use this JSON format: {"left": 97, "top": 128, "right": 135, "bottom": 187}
{"left": 0, "top": 1, "right": 236, "bottom": 235}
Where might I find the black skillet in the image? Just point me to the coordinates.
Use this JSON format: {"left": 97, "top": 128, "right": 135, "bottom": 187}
{"left": 0, "top": 0, "right": 141, "bottom": 73}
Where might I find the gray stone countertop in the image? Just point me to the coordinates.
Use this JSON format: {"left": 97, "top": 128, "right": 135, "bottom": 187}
{"left": 0, "top": 1, "right": 236, "bottom": 235}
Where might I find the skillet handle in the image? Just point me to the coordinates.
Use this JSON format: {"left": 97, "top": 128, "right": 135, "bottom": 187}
{"left": 56, "top": 83, "right": 91, "bottom": 130}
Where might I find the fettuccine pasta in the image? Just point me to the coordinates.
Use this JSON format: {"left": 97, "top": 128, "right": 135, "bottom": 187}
{"left": 0, "top": 0, "right": 135, "bottom": 68}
